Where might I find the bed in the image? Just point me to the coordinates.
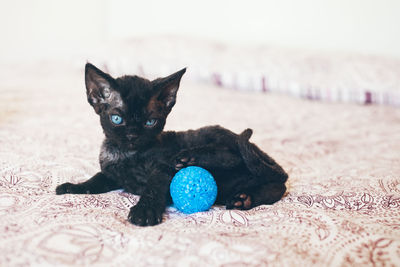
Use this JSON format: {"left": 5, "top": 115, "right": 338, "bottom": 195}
{"left": 1, "top": 41, "right": 400, "bottom": 266}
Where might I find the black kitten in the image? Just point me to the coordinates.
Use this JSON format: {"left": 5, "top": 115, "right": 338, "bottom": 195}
{"left": 56, "top": 63, "right": 288, "bottom": 226}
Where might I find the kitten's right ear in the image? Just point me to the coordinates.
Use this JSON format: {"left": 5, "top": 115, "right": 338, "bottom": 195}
{"left": 85, "top": 63, "right": 115, "bottom": 114}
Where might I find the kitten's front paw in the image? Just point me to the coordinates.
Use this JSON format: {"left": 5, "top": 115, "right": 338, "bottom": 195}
{"left": 56, "top": 183, "right": 75, "bottom": 195}
{"left": 128, "top": 203, "right": 163, "bottom": 226}
{"left": 56, "top": 182, "right": 87, "bottom": 195}
{"left": 175, "top": 151, "right": 196, "bottom": 171}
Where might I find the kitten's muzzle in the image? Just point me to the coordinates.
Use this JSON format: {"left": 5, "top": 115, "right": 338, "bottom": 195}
{"left": 126, "top": 134, "right": 138, "bottom": 141}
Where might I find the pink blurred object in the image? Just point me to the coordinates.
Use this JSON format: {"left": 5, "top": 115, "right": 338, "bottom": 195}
{"left": 94, "top": 36, "right": 400, "bottom": 107}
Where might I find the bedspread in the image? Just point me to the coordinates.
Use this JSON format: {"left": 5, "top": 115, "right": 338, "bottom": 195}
{"left": 0, "top": 64, "right": 399, "bottom": 266}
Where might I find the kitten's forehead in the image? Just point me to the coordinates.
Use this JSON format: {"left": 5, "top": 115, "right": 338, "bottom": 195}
{"left": 115, "top": 75, "right": 154, "bottom": 115}
{"left": 117, "top": 75, "right": 152, "bottom": 90}
{"left": 108, "top": 90, "right": 124, "bottom": 109}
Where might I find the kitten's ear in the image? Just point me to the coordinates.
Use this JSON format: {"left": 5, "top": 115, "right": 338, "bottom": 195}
{"left": 152, "top": 68, "right": 186, "bottom": 112}
{"left": 85, "top": 63, "right": 116, "bottom": 114}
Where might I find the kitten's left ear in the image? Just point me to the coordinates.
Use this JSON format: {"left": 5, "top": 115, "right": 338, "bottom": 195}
{"left": 152, "top": 68, "right": 186, "bottom": 112}
{"left": 85, "top": 63, "right": 116, "bottom": 114}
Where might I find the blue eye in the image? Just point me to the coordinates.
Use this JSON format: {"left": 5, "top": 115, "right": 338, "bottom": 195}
{"left": 110, "top": 115, "right": 123, "bottom": 125}
{"left": 145, "top": 119, "right": 157, "bottom": 127}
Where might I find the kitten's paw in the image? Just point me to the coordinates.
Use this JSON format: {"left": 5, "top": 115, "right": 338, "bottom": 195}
{"left": 226, "top": 193, "right": 253, "bottom": 210}
{"left": 128, "top": 203, "right": 163, "bottom": 226}
{"left": 56, "top": 183, "right": 88, "bottom": 194}
{"left": 175, "top": 151, "right": 196, "bottom": 170}
{"left": 56, "top": 183, "right": 75, "bottom": 195}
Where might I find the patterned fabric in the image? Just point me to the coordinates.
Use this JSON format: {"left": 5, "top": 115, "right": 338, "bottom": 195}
{"left": 1, "top": 63, "right": 400, "bottom": 266}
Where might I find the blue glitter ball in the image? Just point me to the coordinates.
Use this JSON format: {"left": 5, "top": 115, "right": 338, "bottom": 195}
{"left": 170, "top": 166, "right": 218, "bottom": 214}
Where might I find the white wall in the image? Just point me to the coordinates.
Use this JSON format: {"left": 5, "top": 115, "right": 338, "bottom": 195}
{"left": 1, "top": 0, "right": 399, "bottom": 61}
{"left": 106, "top": 0, "right": 400, "bottom": 58}
{"left": 0, "top": 0, "right": 106, "bottom": 62}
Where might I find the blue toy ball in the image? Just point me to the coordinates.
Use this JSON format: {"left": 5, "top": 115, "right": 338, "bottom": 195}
{"left": 170, "top": 166, "right": 218, "bottom": 214}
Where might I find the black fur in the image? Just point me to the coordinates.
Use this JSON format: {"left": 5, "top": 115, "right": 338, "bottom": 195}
{"left": 56, "top": 63, "right": 288, "bottom": 226}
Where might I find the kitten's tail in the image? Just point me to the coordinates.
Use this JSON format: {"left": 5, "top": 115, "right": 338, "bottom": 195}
{"left": 238, "top": 128, "right": 288, "bottom": 183}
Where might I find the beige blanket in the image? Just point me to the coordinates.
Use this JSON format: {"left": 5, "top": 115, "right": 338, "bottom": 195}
{"left": 1, "top": 63, "right": 399, "bottom": 266}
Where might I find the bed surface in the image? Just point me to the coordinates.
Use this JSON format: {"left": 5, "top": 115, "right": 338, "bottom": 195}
{"left": 1, "top": 64, "right": 399, "bottom": 266}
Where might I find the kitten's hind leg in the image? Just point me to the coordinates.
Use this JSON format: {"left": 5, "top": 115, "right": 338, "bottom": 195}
{"left": 225, "top": 183, "right": 286, "bottom": 210}
{"left": 56, "top": 172, "right": 120, "bottom": 195}
{"left": 238, "top": 130, "right": 288, "bottom": 184}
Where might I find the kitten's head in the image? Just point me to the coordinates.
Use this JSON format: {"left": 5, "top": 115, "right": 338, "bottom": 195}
{"left": 85, "top": 63, "right": 186, "bottom": 150}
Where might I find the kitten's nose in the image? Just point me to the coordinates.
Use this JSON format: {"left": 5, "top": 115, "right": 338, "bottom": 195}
{"left": 126, "top": 134, "right": 138, "bottom": 140}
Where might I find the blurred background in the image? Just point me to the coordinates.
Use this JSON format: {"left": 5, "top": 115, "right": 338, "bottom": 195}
{"left": 1, "top": 0, "right": 400, "bottom": 105}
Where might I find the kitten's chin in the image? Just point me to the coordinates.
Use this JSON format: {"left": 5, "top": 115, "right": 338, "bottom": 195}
{"left": 112, "top": 140, "right": 136, "bottom": 151}
{"left": 121, "top": 137, "right": 154, "bottom": 151}
{"left": 127, "top": 143, "right": 136, "bottom": 150}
